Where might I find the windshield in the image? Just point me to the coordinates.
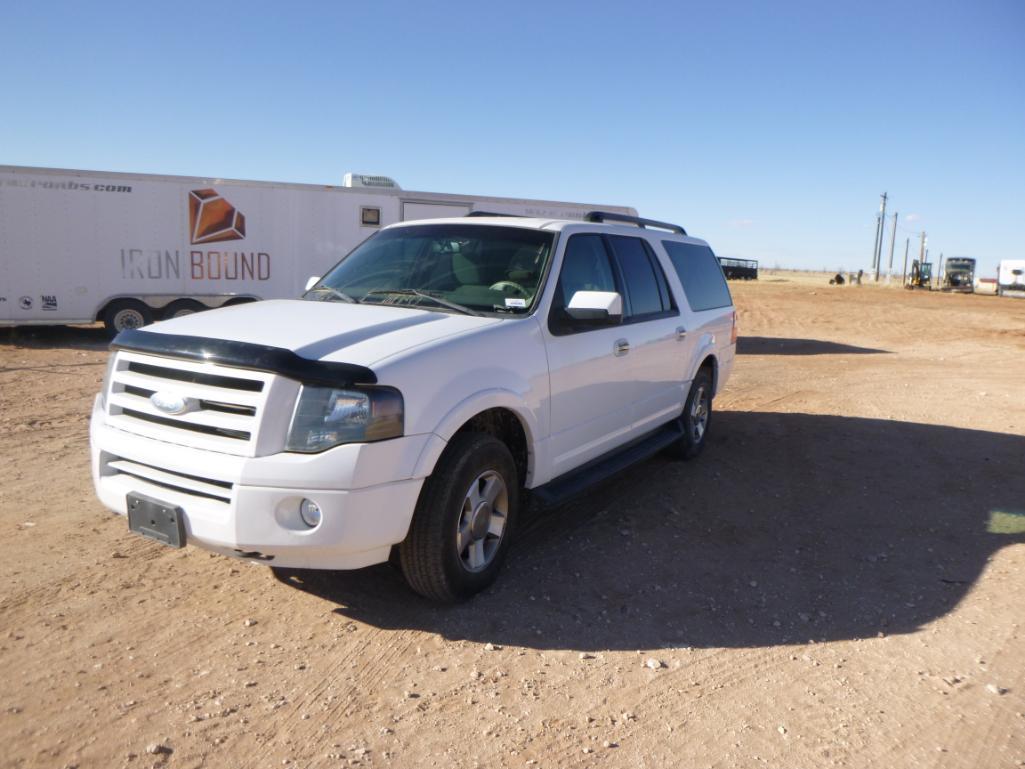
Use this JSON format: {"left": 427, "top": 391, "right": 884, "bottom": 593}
{"left": 307, "top": 224, "right": 554, "bottom": 316}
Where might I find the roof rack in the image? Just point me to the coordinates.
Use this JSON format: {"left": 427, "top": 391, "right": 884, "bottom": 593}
{"left": 465, "top": 211, "right": 525, "bottom": 218}
{"left": 584, "top": 211, "right": 687, "bottom": 235}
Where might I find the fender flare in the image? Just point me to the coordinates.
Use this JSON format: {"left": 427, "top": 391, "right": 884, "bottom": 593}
{"left": 690, "top": 336, "right": 720, "bottom": 395}
{"left": 411, "top": 389, "right": 540, "bottom": 483}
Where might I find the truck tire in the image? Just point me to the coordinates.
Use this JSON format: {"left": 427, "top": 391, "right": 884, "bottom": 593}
{"left": 667, "top": 367, "right": 713, "bottom": 460}
{"left": 162, "top": 299, "right": 205, "bottom": 319}
{"left": 399, "top": 432, "right": 519, "bottom": 602}
{"left": 103, "top": 299, "right": 153, "bottom": 336}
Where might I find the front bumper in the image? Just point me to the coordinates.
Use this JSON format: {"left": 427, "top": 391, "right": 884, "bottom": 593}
{"left": 90, "top": 395, "right": 429, "bottom": 569}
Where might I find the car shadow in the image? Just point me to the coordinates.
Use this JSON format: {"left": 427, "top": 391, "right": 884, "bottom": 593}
{"left": 0, "top": 324, "right": 110, "bottom": 351}
{"left": 736, "top": 336, "right": 889, "bottom": 355}
{"left": 271, "top": 411, "right": 1025, "bottom": 651}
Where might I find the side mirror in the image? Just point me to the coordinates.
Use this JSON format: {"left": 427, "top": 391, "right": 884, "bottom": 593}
{"left": 305, "top": 276, "right": 321, "bottom": 292}
{"left": 565, "top": 290, "right": 623, "bottom": 324}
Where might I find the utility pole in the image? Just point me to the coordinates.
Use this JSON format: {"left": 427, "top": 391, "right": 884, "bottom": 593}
{"left": 901, "top": 237, "right": 910, "bottom": 286}
{"left": 918, "top": 231, "right": 927, "bottom": 289}
{"left": 871, "top": 214, "right": 882, "bottom": 277}
{"left": 886, "top": 211, "right": 898, "bottom": 282}
{"left": 874, "top": 192, "right": 888, "bottom": 281}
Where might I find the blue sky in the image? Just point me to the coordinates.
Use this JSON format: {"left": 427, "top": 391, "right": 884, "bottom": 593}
{"left": 2, "top": 0, "right": 1022, "bottom": 275}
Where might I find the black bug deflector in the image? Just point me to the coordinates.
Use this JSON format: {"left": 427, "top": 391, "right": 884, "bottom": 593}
{"left": 110, "top": 328, "right": 378, "bottom": 387}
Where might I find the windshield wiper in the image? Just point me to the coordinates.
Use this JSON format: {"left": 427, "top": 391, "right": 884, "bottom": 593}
{"left": 363, "top": 289, "right": 480, "bottom": 316}
{"left": 306, "top": 286, "right": 358, "bottom": 304}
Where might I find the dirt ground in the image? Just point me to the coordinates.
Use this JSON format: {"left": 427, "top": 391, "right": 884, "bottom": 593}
{"left": 2, "top": 279, "right": 1024, "bottom": 769}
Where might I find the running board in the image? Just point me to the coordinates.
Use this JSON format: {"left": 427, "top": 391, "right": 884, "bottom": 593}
{"left": 530, "top": 420, "right": 683, "bottom": 508}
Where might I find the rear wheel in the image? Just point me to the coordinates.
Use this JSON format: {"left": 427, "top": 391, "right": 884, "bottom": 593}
{"left": 399, "top": 432, "right": 519, "bottom": 602}
{"left": 103, "top": 299, "right": 153, "bottom": 336}
{"left": 162, "top": 299, "right": 206, "bottom": 319}
{"left": 667, "top": 367, "right": 713, "bottom": 460}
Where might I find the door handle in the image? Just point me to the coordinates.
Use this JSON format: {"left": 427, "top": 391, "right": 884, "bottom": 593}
{"left": 675, "top": 326, "right": 688, "bottom": 341}
{"left": 613, "top": 338, "right": 630, "bottom": 356}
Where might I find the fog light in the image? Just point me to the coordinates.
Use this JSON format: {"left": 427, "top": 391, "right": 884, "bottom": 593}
{"left": 299, "top": 499, "right": 322, "bottom": 528}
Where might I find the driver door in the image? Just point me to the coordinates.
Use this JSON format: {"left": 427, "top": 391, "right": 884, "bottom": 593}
{"left": 541, "top": 234, "right": 636, "bottom": 479}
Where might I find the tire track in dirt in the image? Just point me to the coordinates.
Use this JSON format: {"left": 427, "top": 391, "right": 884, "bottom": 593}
{"left": 232, "top": 605, "right": 422, "bottom": 768}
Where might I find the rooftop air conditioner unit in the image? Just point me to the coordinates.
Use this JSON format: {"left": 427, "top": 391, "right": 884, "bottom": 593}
{"left": 342, "top": 173, "right": 401, "bottom": 190}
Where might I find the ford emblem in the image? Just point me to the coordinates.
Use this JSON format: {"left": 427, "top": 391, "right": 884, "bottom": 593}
{"left": 150, "top": 391, "right": 198, "bottom": 416}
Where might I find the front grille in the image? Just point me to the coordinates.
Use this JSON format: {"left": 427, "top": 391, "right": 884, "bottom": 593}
{"left": 106, "top": 455, "right": 233, "bottom": 503}
{"left": 120, "top": 408, "right": 252, "bottom": 441}
{"left": 126, "top": 361, "right": 264, "bottom": 392}
{"left": 122, "top": 384, "right": 257, "bottom": 417}
{"left": 105, "top": 351, "right": 279, "bottom": 456}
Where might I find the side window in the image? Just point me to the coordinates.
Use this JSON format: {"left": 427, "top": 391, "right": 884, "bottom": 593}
{"left": 549, "top": 234, "right": 617, "bottom": 333}
{"left": 607, "top": 235, "right": 672, "bottom": 319}
{"left": 643, "top": 240, "right": 675, "bottom": 311}
{"left": 662, "top": 241, "right": 733, "bottom": 311}
{"left": 555, "top": 234, "right": 617, "bottom": 306}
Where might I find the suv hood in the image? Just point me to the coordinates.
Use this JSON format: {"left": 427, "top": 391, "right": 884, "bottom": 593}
{"left": 143, "top": 299, "right": 502, "bottom": 367}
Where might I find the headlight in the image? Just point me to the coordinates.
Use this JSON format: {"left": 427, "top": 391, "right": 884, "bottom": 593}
{"left": 98, "top": 354, "right": 118, "bottom": 410}
{"left": 286, "top": 386, "right": 403, "bottom": 453}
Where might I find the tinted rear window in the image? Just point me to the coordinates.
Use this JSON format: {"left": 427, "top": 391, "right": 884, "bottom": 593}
{"left": 607, "top": 235, "right": 666, "bottom": 317}
{"left": 663, "top": 241, "right": 733, "bottom": 311}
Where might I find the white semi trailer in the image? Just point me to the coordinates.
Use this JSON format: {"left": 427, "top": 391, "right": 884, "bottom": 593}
{"left": 0, "top": 165, "right": 635, "bottom": 332}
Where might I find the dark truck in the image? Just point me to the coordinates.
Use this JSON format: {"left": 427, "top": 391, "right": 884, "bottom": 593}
{"left": 943, "top": 257, "right": 976, "bottom": 293}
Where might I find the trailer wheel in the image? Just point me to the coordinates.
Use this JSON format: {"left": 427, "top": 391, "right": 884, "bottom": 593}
{"left": 163, "top": 299, "right": 206, "bottom": 319}
{"left": 103, "top": 300, "right": 153, "bottom": 335}
{"left": 223, "top": 297, "right": 256, "bottom": 307}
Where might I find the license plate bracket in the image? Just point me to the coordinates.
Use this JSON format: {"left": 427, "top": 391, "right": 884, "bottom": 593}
{"left": 127, "top": 492, "right": 186, "bottom": 548}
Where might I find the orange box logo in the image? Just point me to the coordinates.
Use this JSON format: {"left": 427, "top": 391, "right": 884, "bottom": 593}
{"left": 188, "top": 188, "right": 246, "bottom": 244}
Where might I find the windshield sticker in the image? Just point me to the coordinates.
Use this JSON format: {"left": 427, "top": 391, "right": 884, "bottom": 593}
{"left": 504, "top": 298, "right": 527, "bottom": 308}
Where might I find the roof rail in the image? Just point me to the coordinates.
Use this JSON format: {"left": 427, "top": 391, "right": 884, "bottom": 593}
{"left": 584, "top": 211, "right": 687, "bottom": 235}
{"left": 465, "top": 211, "right": 525, "bottom": 218}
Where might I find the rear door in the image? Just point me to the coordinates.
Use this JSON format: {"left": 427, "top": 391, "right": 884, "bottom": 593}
{"left": 603, "top": 234, "right": 688, "bottom": 435}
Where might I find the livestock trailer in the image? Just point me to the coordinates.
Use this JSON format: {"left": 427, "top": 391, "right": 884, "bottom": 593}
{"left": 718, "top": 257, "right": 758, "bottom": 280}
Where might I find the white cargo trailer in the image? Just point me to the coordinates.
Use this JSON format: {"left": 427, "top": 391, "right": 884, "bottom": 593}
{"left": 0, "top": 165, "right": 635, "bottom": 332}
{"left": 997, "top": 259, "right": 1025, "bottom": 297}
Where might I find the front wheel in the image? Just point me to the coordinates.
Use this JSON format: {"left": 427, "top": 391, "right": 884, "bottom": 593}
{"left": 667, "top": 368, "right": 713, "bottom": 460}
{"left": 399, "top": 432, "right": 519, "bottom": 602}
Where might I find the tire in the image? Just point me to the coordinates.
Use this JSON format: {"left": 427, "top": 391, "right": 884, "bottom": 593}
{"left": 667, "top": 367, "right": 713, "bottom": 460}
{"left": 162, "top": 299, "right": 206, "bottom": 319}
{"left": 399, "top": 432, "right": 519, "bottom": 602}
{"left": 103, "top": 299, "right": 153, "bottom": 336}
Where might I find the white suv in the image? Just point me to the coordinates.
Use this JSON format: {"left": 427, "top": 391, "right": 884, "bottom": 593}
{"left": 90, "top": 212, "right": 736, "bottom": 601}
